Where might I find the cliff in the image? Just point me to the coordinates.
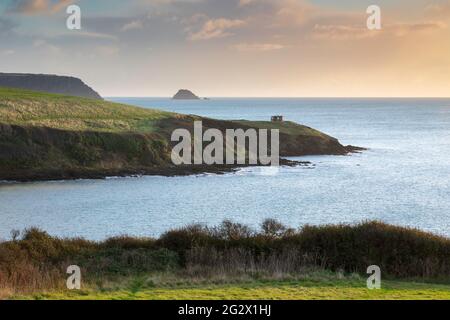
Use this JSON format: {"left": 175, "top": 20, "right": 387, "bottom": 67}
{"left": 0, "top": 73, "right": 102, "bottom": 100}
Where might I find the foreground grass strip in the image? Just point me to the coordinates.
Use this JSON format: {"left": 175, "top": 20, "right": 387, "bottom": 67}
{"left": 16, "top": 280, "right": 450, "bottom": 300}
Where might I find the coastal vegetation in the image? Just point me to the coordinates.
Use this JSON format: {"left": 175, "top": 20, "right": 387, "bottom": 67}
{"left": 1, "top": 220, "right": 449, "bottom": 300}
{"left": 0, "top": 87, "right": 354, "bottom": 181}
{"left": 13, "top": 274, "right": 450, "bottom": 300}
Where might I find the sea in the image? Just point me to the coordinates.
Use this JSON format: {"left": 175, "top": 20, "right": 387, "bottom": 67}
{"left": 1, "top": 98, "right": 449, "bottom": 240}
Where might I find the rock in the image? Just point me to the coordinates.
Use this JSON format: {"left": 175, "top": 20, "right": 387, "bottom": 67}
{"left": 173, "top": 89, "right": 200, "bottom": 100}
{"left": 0, "top": 73, "right": 102, "bottom": 99}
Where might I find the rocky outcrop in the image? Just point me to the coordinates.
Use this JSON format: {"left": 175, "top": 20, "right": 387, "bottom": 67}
{"left": 0, "top": 73, "right": 102, "bottom": 99}
{"left": 172, "top": 89, "right": 200, "bottom": 100}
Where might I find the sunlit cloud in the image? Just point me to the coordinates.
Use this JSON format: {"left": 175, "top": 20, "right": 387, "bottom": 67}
{"left": 312, "top": 24, "right": 377, "bottom": 40}
{"left": 9, "top": 0, "right": 76, "bottom": 15}
{"left": 426, "top": 1, "right": 450, "bottom": 18}
{"left": 388, "top": 21, "right": 447, "bottom": 37}
{"left": 233, "top": 42, "right": 285, "bottom": 52}
{"left": 94, "top": 45, "right": 120, "bottom": 56}
{"left": 312, "top": 21, "right": 446, "bottom": 40}
{"left": 0, "top": 0, "right": 449, "bottom": 96}
{"left": 188, "top": 18, "right": 246, "bottom": 41}
{"left": 66, "top": 31, "right": 118, "bottom": 40}
{"left": 121, "top": 20, "right": 144, "bottom": 32}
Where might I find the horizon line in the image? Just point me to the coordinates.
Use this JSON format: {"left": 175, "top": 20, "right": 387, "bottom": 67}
{"left": 104, "top": 96, "right": 450, "bottom": 99}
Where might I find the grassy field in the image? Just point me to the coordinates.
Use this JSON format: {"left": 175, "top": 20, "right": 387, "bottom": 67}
{"left": 233, "top": 120, "right": 329, "bottom": 138}
{"left": 0, "top": 87, "right": 174, "bottom": 133}
{"left": 0, "top": 86, "right": 340, "bottom": 140}
{"left": 14, "top": 275, "right": 450, "bottom": 300}
{"left": 0, "top": 87, "right": 327, "bottom": 136}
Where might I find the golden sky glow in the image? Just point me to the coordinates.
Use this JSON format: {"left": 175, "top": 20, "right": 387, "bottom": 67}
{"left": 0, "top": 0, "right": 449, "bottom": 97}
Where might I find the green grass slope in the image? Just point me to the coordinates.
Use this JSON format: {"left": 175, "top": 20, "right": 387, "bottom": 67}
{"left": 0, "top": 87, "right": 353, "bottom": 181}
{"left": 0, "top": 87, "right": 173, "bottom": 132}
{"left": 13, "top": 276, "right": 450, "bottom": 300}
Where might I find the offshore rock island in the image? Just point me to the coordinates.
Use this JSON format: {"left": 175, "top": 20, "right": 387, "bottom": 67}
{"left": 172, "top": 89, "right": 201, "bottom": 100}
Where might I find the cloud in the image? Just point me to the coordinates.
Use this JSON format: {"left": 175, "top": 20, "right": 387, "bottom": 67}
{"left": 388, "top": 22, "right": 447, "bottom": 37}
{"left": 238, "top": 0, "right": 257, "bottom": 6}
{"left": 426, "top": 1, "right": 450, "bottom": 18}
{"left": 9, "top": 0, "right": 76, "bottom": 15}
{"left": 33, "top": 39, "right": 61, "bottom": 54}
{"left": 121, "top": 20, "right": 144, "bottom": 32}
{"left": 233, "top": 0, "right": 447, "bottom": 43}
{"left": 233, "top": 42, "right": 285, "bottom": 52}
{"left": 312, "top": 21, "right": 447, "bottom": 40}
{"left": 312, "top": 24, "right": 378, "bottom": 40}
{"left": 94, "top": 45, "right": 120, "bottom": 56}
{"left": 66, "top": 31, "right": 118, "bottom": 40}
{"left": 237, "top": 0, "right": 315, "bottom": 27}
{"left": 274, "top": 0, "right": 315, "bottom": 26}
{"left": 1, "top": 49, "right": 15, "bottom": 56}
{"left": 0, "top": 17, "right": 17, "bottom": 35}
{"left": 188, "top": 18, "right": 246, "bottom": 41}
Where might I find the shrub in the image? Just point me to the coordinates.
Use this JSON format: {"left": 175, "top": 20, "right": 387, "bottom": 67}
{"left": 261, "top": 219, "right": 289, "bottom": 238}
{"left": 1, "top": 220, "right": 449, "bottom": 295}
{"left": 159, "top": 220, "right": 450, "bottom": 278}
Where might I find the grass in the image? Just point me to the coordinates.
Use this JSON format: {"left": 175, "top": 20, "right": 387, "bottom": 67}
{"left": 13, "top": 274, "right": 450, "bottom": 300}
{"left": 0, "top": 87, "right": 174, "bottom": 133}
{"left": 0, "top": 87, "right": 334, "bottom": 138}
{"left": 233, "top": 120, "right": 330, "bottom": 138}
{"left": 0, "top": 87, "right": 182, "bottom": 176}
{"left": 0, "top": 87, "right": 351, "bottom": 180}
{"left": 1, "top": 221, "right": 450, "bottom": 300}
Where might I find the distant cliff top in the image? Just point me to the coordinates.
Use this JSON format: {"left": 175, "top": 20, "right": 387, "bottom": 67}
{"left": 172, "top": 89, "right": 200, "bottom": 100}
{"left": 0, "top": 73, "right": 102, "bottom": 100}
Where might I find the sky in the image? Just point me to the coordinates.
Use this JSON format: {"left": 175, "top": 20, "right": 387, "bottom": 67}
{"left": 0, "top": 0, "right": 449, "bottom": 97}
